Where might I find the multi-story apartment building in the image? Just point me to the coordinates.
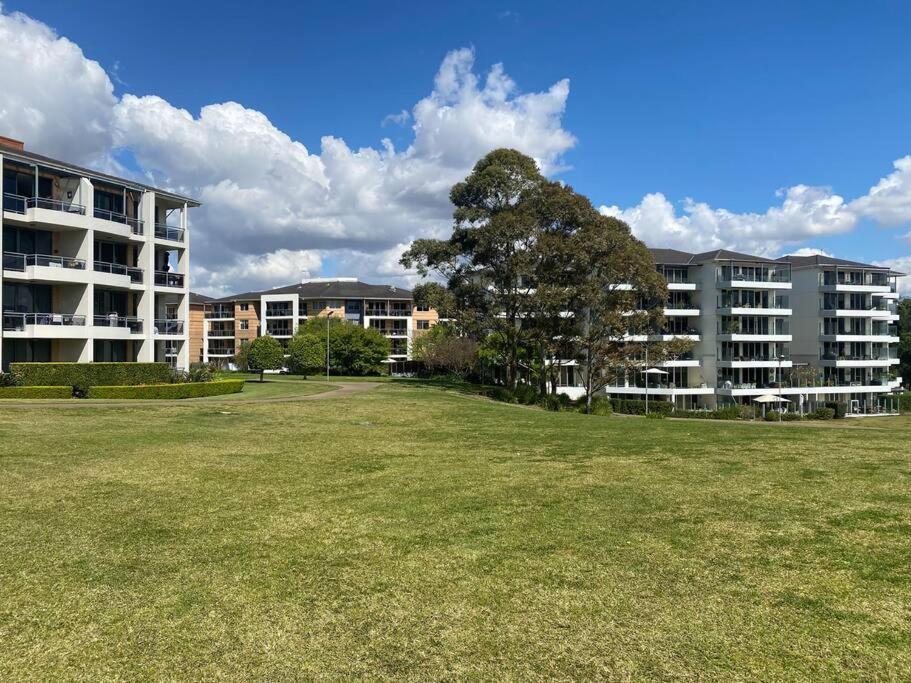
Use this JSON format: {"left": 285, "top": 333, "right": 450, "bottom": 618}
{"left": 1, "top": 137, "right": 197, "bottom": 371}
{"left": 196, "top": 278, "right": 438, "bottom": 368}
{"left": 556, "top": 247, "right": 904, "bottom": 413}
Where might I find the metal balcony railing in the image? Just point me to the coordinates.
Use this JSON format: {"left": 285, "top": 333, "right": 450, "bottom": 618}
{"left": 154, "top": 319, "right": 184, "bottom": 335}
{"left": 93, "top": 315, "right": 143, "bottom": 333}
{"left": 93, "top": 260, "right": 143, "bottom": 283}
{"left": 94, "top": 207, "right": 144, "bottom": 234}
{"left": 2, "top": 252, "right": 87, "bottom": 271}
{"left": 154, "top": 224, "right": 185, "bottom": 242}
{"left": 2, "top": 312, "right": 86, "bottom": 330}
{"left": 154, "top": 271, "right": 185, "bottom": 288}
{"left": 3, "top": 193, "right": 86, "bottom": 215}
{"left": 205, "top": 308, "right": 235, "bottom": 319}
{"left": 207, "top": 329, "right": 235, "bottom": 337}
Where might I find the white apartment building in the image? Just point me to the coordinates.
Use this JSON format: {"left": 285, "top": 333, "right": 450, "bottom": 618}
{"left": 557, "top": 248, "right": 904, "bottom": 413}
{"left": 199, "top": 278, "right": 438, "bottom": 368}
{"left": 1, "top": 137, "right": 197, "bottom": 371}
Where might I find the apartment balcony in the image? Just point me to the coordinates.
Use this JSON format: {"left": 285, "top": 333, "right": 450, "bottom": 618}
{"left": 819, "top": 353, "right": 898, "bottom": 368}
{"left": 207, "top": 347, "right": 235, "bottom": 358}
{"left": 717, "top": 356, "right": 794, "bottom": 369}
{"left": 716, "top": 271, "right": 791, "bottom": 290}
{"left": 717, "top": 305, "right": 792, "bottom": 316}
{"left": 819, "top": 333, "right": 900, "bottom": 344}
{"left": 2, "top": 252, "right": 91, "bottom": 284}
{"left": 154, "top": 319, "right": 185, "bottom": 336}
{"left": 663, "top": 305, "right": 701, "bottom": 317}
{"left": 154, "top": 224, "right": 185, "bottom": 243}
{"left": 92, "top": 315, "right": 143, "bottom": 337}
{"left": 2, "top": 312, "right": 88, "bottom": 338}
{"left": 208, "top": 329, "right": 235, "bottom": 338}
{"left": 93, "top": 260, "right": 144, "bottom": 288}
{"left": 154, "top": 271, "right": 185, "bottom": 289}
{"left": 602, "top": 384, "right": 714, "bottom": 397}
{"left": 205, "top": 308, "right": 235, "bottom": 320}
{"left": 3, "top": 193, "right": 88, "bottom": 229}
{"left": 93, "top": 207, "right": 144, "bottom": 236}
{"left": 265, "top": 306, "right": 294, "bottom": 318}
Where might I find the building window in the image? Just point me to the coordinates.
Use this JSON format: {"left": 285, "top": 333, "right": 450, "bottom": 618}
{"left": 240, "top": 320, "right": 249, "bottom": 330}
{"left": 240, "top": 303, "right": 249, "bottom": 311}
{"left": 416, "top": 305, "right": 430, "bottom": 312}
{"left": 417, "top": 320, "right": 430, "bottom": 330}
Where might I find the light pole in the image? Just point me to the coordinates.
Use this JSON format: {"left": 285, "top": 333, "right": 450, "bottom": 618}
{"left": 644, "top": 345, "right": 649, "bottom": 415}
{"left": 326, "top": 310, "right": 331, "bottom": 382}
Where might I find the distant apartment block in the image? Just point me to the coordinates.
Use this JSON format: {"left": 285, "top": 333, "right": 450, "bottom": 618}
{"left": 557, "top": 248, "right": 904, "bottom": 412}
{"left": 1, "top": 137, "right": 197, "bottom": 371}
{"left": 193, "top": 278, "right": 438, "bottom": 369}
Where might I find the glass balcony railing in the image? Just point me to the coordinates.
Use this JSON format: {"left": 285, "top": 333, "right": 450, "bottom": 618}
{"left": 2, "top": 312, "right": 86, "bottom": 330}
{"left": 3, "top": 193, "right": 86, "bottom": 215}
{"left": 94, "top": 207, "right": 144, "bottom": 234}
{"left": 154, "top": 224, "right": 185, "bottom": 242}
{"left": 154, "top": 271, "right": 184, "bottom": 288}
{"left": 154, "top": 319, "right": 184, "bottom": 335}
{"left": 93, "top": 315, "right": 143, "bottom": 333}
{"left": 93, "top": 260, "right": 143, "bottom": 283}
{"left": 2, "top": 252, "right": 86, "bottom": 271}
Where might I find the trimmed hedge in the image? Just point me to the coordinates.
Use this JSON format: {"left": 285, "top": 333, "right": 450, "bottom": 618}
{"left": 610, "top": 398, "right": 674, "bottom": 416}
{"left": 87, "top": 380, "right": 245, "bottom": 400}
{"left": 11, "top": 362, "right": 172, "bottom": 387}
{"left": 0, "top": 386, "right": 73, "bottom": 399}
{"left": 824, "top": 401, "right": 848, "bottom": 419}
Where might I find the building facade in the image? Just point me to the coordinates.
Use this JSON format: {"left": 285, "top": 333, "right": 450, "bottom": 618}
{"left": 1, "top": 137, "right": 197, "bottom": 371}
{"left": 556, "top": 248, "right": 904, "bottom": 413}
{"left": 195, "top": 278, "right": 438, "bottom": 368}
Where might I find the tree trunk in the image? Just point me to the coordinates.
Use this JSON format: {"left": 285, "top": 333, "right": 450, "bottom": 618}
{"left": 260, "top": 369, "right": 265, "bottom": 383}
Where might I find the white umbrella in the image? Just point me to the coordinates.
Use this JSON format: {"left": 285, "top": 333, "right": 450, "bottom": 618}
{"left": 753, "top": 394, "right": 790, "bottom": 403}
{"left": 641, "top": 367, "right": 668, "bottom": 415}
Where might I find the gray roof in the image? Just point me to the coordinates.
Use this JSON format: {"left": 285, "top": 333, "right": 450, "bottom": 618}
{"left": 649, "top": 248, "right": 698, "bottom": 266}
{"left": 0, "top": 142, "right": 200, "bottom": 206}
{"left": 213, "top": 279, "right": 413, "bottom": 303}
{"left": 778, "top": 253, "right": 904, "bottom": 275}
{"left": 190, "top": 292, "right": 214, "bottom": 305}
{"left": 648, "top": 247, "right": 778, "bottom": 265}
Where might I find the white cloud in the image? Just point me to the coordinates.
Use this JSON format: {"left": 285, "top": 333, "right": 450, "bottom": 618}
{"left": 849, "top": 156, "right": 911, "bottom": 226}
{"left": 0, "top": 8, "right": 117, "bottom": 168}
{"left": 783, "top": 247, "right": 834, "bottom": 257}
{"left": 874, "top": 256, "right": 911, "bottom": 296}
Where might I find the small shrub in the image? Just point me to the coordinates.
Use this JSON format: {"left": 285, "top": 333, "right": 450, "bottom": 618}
{"left": 825, "top": 401, "right": 847, "bottom": 419}
{"left": 609, "top": 398, "right": 673, "bottom": 416}
{"left": 513, "top": 383, "right": 539, "bottom": 405}
{"left": 86, "top": 380, "right": 245, "bottom": 400}
{"left": 71, "top": 383, "right": 90, "bottom": 399}
{"left": 764, "top": 410, "right": 781, "bottom": 422}
{"left": 487, "top": 387, "right": 516, "bottom": 404}
{"left": 808, "top": 407, "right": 835, "bottom": 420}
{"left": 541, "top": 394, "right": 563, "bottom": 411}
{"left": 645, "top": 411, "right": 666, "bottom": 419}
{"left": 781, "top": 412, "right": 803, "bottom": 422}
{"left": 0, "top": 372, "right": 17, "bottom": 387}
{"left": 187, "top": 363, "right": 216, "bottom": 383}
{"left": 587, "top": 396, "right": 613, "bottom": 416}
{"left": 713, "top": 405, "right": 741, "bottom": 420}
{"left": 738, "top": 405, "right": 756, "bottom": 420}
{"left": 0, "top": 385, "right": 72, "bottom": 399}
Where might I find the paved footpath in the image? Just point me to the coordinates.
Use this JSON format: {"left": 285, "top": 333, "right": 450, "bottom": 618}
{"left": 0, "top": 381, "right": 381, "bottom": 409}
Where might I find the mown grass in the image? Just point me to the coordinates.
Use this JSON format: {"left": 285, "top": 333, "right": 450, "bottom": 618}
{"left": 0, "top": 383, "right": 909, "bottom": 680}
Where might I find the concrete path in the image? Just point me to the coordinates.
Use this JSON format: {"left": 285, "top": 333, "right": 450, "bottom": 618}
{"left": 0, "top": 381, "right": 381, "bottom": 409}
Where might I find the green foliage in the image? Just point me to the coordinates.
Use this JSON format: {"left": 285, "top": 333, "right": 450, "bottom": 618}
{"left": 486, "top": 387, "right": 516, "bottom": 404}
{"left": 808, "top": 407, "right": 836, "bottom": 420}
{"left": 286, "top": 333, "right": 326, "bottom": 376}
{"left": 512, "top": 383, "right": 539, "bottom": 405}
{"left": 781, "top": 412, "right": 803, "bottom": 422}
{"left": 899, "top": 299, "right": 911, "bottom": 389}
{"left": 586, "top": 396, "right": 613, "bottom": 416}
{"left": 540, "top": 394, "right": 564, "bottom": 411}
{"left": 297, "top": 317, "right": 390, "bottom": 375}
{"left": 609, "top": 398, "right": 674, "bottom": 416}
{"left": 0, "top": 385, "right": 73, "bottom": 399}
{"left": 825, "top": 401, "right": 848, "bottom": 419}
{"left": 646, "top": 411, "right": 666, "bottom": 419}
{"left": 86, "top": 380, "right": 245, "bottom": 400}
{"left": 899, "top": 393, "right": 911, "bottom": 413}
{"left": 0, "top": 372, "right": 17, "bottom": 387}
{"left": 10, "top": 362, "right": 171, "bottom": 387}
{"left": 247, "top": 336, "right": 285, "bottom": 379}
{"left": 764, "top": 410, "right": 781, "bottom": 421}
{"left": 233, "top": 340, "right": 251, "bottom": 371}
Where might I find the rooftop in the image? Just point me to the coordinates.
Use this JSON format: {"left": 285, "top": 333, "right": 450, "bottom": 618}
{"left": 778, "top": 253, "right": 904, "bottom": 275}
{"left": 0, "top": 138, "right": 200, "bottom": 207}
{"left": 214, "top": 279, "right": 413, "bottom": 303}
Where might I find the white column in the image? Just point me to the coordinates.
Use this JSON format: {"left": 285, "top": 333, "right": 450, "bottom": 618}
{"left": 137, "top": 191, "right": 156, "bottom": 361}
{"left": 0, "top": 154, "right": 4, "bottom": 370}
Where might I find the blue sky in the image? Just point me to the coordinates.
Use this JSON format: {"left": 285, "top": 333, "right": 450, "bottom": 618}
{"left": 3, "top": 1, "right": 911, "bottom": 292}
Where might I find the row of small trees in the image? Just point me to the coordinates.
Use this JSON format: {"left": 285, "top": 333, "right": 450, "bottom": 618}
{"left": 401, "top": 148, "right": 694, "bottom": 411}
{"left": 235, "top": 317, "right": 391, "bottom": 381}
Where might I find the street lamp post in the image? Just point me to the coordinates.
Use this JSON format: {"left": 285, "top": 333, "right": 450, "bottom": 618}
{"left": 326, "top": 310, "right": 331, "bottom": 382}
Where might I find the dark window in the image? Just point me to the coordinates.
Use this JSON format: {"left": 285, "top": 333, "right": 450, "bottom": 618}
{"left": 94, "top": 289, "right": 130, "bottom": 316}
{"left": 2, "top": 339, "right": 51, "bottom": 371}
{"left": 94, "top": 240, "right": 129, "bottom": 265}
{"left": 3, "top": 227, "right": 52, "bottom": 254}
{"left": 2, "top": 283, "right": 51, "bottom": 313}
{"left": 94, "top": 340, "right": 128, "bottom": 362}
{"left": 94, "top": 189, "right": 124, "bottom": 215}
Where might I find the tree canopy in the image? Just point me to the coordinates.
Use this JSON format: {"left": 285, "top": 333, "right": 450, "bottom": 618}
{"left": 297, "top": 317, "right": 390, "bottom": 376}
{"left": 247, "top": 335, "right": 285, "bottom": 382}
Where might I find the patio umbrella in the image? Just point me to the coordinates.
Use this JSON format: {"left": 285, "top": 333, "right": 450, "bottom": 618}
{"left": 753, "top": 393, "right": 790, "bottom": 420}
{"left": 641, "top": 367, "right": 668, "bottom": 414}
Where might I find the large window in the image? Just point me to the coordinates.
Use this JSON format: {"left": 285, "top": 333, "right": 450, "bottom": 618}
{"left": 94, "top": 189, "right": 124, "bottom": 215}
{"left": 94, "top": 340, "right": 129, "bottom": 362}
{"left": 94, "top": 240, "right": 129, "bottom": 265}
{"left": 2, "top": 283, "right": 51, "bottom": 313}
{"left": 94, "top": 289, "right": 131, "bottom": 317}
{"left": 3, "top": 226, "right": 52, "bottom": 255}
{"left": 2, "top": 339, "right": 51, "bottom": 371}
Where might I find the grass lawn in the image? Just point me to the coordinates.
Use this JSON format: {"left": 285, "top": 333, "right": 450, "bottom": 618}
{"left": 1, "top": 384, "right": 910, "bottom": 679}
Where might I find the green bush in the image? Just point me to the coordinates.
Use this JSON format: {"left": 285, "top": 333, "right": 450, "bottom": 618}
{"left": 781, "top": 412, "right": 803, "bottom": 422}
{"left": 86, "top": 380, "right": 245, "bottom": 400}
{"left": 513, "top": 383, "right": 539, "bottom": 405}
{"left": 609, "top": 398, "right": 673, "bottom": 416}
{"left": 586, "top": 396, "right": 613, "bottom": 416}
{"left": 825, "top": 401, "right": 848, "bottom": 419}
{"left": 645, "top": 411, "right": 666, "bottom": 419}
{"left": 540, "top": 394, "right": 564, "bottom": 411}
{"left": 0, "top": 385, "right": 73, "bottom": 399}
{"left": 11, "top": 362, "right": 171, "bottom": 387}
{"left": 714, "top": 405, "right": 742, "bottom": 420}
{"left": 0, "top": 372, "right": 16, "bottom": 387}
{"left": 898, "top": 393, "right": 911, "bottom": 413}
{"left": 764, "top": 410, "right": 781, "bottom": 422}
{"left": 808, "top": 407, "right": 835, "bottom": 420}
{"left": 487, "top": 387, "right": 516, "bottom": 404}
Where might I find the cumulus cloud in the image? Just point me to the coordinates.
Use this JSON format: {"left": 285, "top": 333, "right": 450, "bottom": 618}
{"left": 0, "top": 7, "right": 117, "bottom": 167}
{"left": 785, "top": 247, "right": 834, "bottom": 257}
